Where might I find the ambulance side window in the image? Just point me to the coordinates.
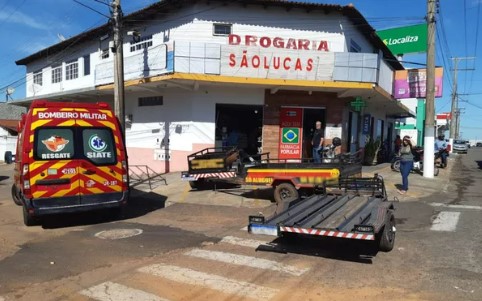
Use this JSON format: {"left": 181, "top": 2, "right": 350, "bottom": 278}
{"left": 82, "top": 128, "right": 116, "bottom": 165}
{"left": 35, "top": 128, "right": 75, "bottom": 160}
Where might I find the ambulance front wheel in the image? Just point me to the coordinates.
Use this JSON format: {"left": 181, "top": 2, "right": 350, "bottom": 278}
{"left": 4, "top": 151, "right": 13, "bottom": 164}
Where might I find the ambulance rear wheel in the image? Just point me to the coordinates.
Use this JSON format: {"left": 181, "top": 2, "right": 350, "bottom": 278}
{"left": 23, "top": 205, "right": 40, "bottom": 227}
{"left": 11, "top": 184, "right": 23, "bottom": 206}
{"left": 274, "top": 183, "right": 298, "bottom": 206}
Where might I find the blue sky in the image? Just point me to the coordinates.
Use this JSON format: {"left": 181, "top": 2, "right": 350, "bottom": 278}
{"left": 0, "top": 0, "right": 481, "bottom": 139}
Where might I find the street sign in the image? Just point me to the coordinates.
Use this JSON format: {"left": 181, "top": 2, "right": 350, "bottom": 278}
{"left": 377, "top": 24, "right": 427, "bottom": 55}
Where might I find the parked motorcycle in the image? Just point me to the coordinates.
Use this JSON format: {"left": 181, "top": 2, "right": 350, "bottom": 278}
{"left": 320, "top": 137, "right": 341, "bottom": 163}
{"left": 391, "top": 147, "right": 439, "bottom": 176}
{"left": 435, "top": 148, "right": 449, "bottom": 168}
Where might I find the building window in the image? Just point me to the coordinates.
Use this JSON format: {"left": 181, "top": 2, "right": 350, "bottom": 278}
{"left": 138, "top": 96, "right": 163, "bottom": 107}
{"left": 130, "top": 35, "right": 153, "bottom": 52}
{"left": 213, "top": 23, "right": 232, "bottom": 36}
{"left": 101, "top": 48, "right": 109, "bottom": 59}
{"left": 350, "top": 39, "right": 361, "bottom": 53}
{"left": 66, "top": 59, "right": 78, "bottom": 80}
{"left": 83, "top": 55, "right": 90, "bottom": 76}
{"left": 33, "top": 70, "right": 43, "bottom": 86}
{"left": 51, "top": 65, "right": 62, "bottom": 83}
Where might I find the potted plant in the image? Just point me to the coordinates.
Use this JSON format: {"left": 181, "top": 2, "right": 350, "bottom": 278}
{"left": 363, "top": 137, "right": 381, "bottom": 165}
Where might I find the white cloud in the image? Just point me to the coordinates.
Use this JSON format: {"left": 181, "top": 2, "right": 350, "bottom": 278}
{"left": 0, "top": 10, "right": 48, "bottom": 30}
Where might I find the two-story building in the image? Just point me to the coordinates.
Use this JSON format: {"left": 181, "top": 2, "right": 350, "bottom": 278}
{"left": 15, "top": 0, "right": 412, "bottom": 172}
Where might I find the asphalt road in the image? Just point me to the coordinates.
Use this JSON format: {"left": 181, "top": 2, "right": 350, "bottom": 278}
{"left": 0, "top": 149, "right": 480, "bottom": 301}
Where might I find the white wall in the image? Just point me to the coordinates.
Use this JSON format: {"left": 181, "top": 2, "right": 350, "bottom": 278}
{"left": 399, "top": 98, "right": 418, "bottom": 125}
{"left": 124, "top": 86, "right": 265, "bottom": 152}
{"left": 0, "top": 128, "right": 17, "bottom": 161}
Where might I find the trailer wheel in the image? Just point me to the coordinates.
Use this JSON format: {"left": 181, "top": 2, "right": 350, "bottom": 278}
{"left": 189, "top": 179, "right": 211, "bottom": 190}
{"left": 23, "top": 205, "right": 40, "bottom": 227}
{"left": 274, "top": 183, "right": 298, "bottom": 205}
{"left": 378, "top": 212, "right": 396, "bottom": 252}
{"left": 11, "top": 184, "right": 23, "bottom": 206}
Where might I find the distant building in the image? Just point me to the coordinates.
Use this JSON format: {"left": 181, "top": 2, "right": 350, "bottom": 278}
{"left": 14, "top": 0, "right": 412, "bottom": 172}
{"left": 0, "top": 103, "right": 26, "bottom": 161}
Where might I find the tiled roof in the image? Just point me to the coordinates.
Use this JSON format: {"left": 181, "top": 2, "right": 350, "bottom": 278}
{"left": 15, "top": 0, "right": 402, "bottom": 70}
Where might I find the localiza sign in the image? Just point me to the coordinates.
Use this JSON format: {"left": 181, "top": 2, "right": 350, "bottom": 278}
{"left": 377, "top": 24, "right": 427, "bottom": 55}
{"left": 221, "top": 34, "right": 338, "bottom": 81}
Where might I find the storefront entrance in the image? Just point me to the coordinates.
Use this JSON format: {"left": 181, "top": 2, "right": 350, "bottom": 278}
{"left": 302, "top": 108, "right": 326, "bottom": 158}
{"left": 215, "top": 104, "right": 263, "bottom": 154}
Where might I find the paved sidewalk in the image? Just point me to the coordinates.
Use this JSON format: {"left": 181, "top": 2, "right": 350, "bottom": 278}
{"left": 362, "top": 155, "right": 456, "bottom": 201}
{"left": 137, "top": 155, "right": 458, "bottom": 208}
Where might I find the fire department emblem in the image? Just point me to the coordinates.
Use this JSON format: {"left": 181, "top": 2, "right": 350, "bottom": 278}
{"left": 42, "top": 136, "right": 69, "bottom": 152}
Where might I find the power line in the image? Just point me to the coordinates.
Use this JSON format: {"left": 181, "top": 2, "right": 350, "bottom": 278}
{"left": 72, "top": 0, "right": 111, "bottom": 19}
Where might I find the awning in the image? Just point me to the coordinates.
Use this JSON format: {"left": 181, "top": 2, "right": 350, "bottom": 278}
{"left": 0, "top": 119, "right": 20, "bottom": 133}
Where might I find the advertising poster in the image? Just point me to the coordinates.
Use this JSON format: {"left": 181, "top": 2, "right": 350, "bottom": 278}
{"left": 393, "top": 68, "right": 444, "bottom": 99}
{"left": 279, "top": 108, "right": 303, "bottom": 159}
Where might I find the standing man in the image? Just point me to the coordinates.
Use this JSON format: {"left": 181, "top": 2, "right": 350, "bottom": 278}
{"left": 311, "top": 121, "right": 324, "bottom": 163}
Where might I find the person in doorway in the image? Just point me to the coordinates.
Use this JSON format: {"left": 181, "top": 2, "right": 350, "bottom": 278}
{"left": 434, "top": 135, "right": 448, "bottom": 167}
{"left": 311, "top": 121, "right": 324, "bottom": 163}
{"left": 398, "top": 135, "right": 416, "bottom": 195}
{"left": 394, "top": 135, "right": 402, "bottom": 156}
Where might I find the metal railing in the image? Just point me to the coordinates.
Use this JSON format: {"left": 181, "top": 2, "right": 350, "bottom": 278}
{"left": 129, "top": 165, "right": 167, "bottom": 190}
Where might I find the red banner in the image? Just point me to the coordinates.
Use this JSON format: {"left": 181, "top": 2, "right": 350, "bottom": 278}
{"left": 279, "top": 108, "right": 303, "bottom": 159}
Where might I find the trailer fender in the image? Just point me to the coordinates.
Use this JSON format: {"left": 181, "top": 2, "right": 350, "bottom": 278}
{"left": 373, "top": 203, "right": 396, "bottom": 234}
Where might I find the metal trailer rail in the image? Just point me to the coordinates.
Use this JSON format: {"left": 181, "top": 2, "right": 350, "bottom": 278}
{"left": 248, "top": 176, "right": 397, "bottom": 252}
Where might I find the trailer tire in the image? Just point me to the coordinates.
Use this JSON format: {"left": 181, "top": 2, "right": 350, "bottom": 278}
{"left": 378, "top": 212, "right": 396, "bottom": 252}
{"left": 189, "top": 179, "right": 211, "bottom": 190}
{"left": 274, "top": 183, "right": 298, "bottom": 206}
{"left": 11, "top": 184, "right": 23, "bottom": 206}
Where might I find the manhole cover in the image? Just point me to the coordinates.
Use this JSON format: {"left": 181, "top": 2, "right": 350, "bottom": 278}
{"left": 95, "top": 228, "right": 143, "bottom": 240}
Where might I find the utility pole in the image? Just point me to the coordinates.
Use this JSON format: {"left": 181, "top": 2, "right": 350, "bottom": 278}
{"left": 112, "top": 0, "right": 126, "bottom": 135}
{"left": 448, "top": 57, "right": 475, "bottom": 149}
{"left": 423, "top": 0, "right": 436, "bottom": 178}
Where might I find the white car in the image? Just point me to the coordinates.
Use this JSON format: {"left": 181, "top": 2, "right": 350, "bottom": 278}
{"left": 452, "top": 139, "right": 468, "bottom": 154}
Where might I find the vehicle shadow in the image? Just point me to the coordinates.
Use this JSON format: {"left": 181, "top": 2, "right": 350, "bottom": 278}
{"left": 476, "top": 161, "right": 482, "bottom": 169}
{"left": 41, "top": 189, "right": 167, "bottom": 229}
{"left": 256, "top": 233, "right": 378, "bottom": 264}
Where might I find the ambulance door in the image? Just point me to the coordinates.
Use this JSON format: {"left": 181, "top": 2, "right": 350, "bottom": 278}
{"left": 79, "top": 128, "right": 123, "bottom": 204}
{"left": 31, "top": 127, "right": 81, "bottom": 205}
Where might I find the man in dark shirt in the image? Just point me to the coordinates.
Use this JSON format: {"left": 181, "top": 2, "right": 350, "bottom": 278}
{"left": 311, "top": 121, "right": 324, "bottom": 163}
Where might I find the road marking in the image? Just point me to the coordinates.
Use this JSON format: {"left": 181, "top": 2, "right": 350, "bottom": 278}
{"left": 240, "top": 226, "right": 248, "bottom": 231}
{"left": 185, "top": 248, "right": 309, "bottom": 276}
{"left": 430, "top": 211, "right": 461, "bottom": 232}
{"left": 80, "top": 281, "right": 169, "bottom": 301}
{"left": 139, "top": 264, "right": 278, "bottom": 300}
{"left": 220, "top": 235, "right": 271, "bottom": 249}
{"left": 430, "top": 203, "right": 482, "bottom": 210}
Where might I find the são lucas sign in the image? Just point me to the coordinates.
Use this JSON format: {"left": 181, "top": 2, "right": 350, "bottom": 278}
{"left": 377, "top": 24, "right": 427, "bottom": 55}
